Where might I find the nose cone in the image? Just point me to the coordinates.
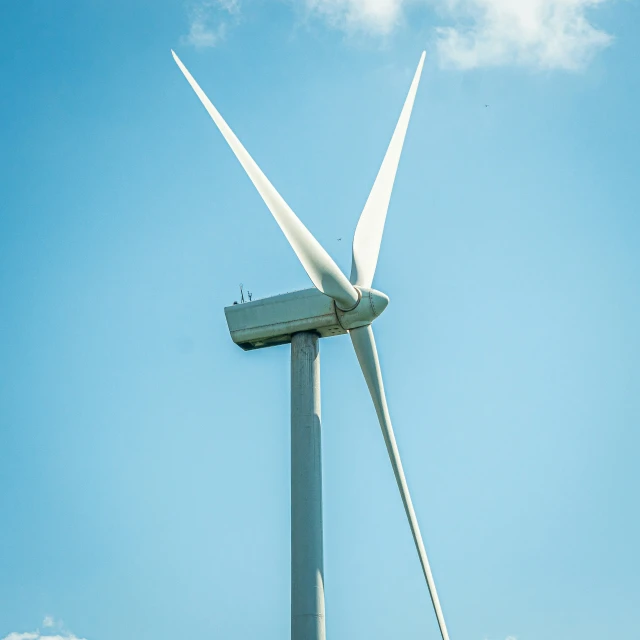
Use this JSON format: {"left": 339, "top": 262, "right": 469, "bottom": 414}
{"left": 369, "top": 289, "right": 389, "bottom": 318}
{"left": 337, "top": 287, "right": 389, "bottom": 330}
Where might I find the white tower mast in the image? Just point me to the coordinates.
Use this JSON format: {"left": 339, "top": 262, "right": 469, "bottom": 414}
{"left": 291, "top": 332, "right": 325, "bottom": 639}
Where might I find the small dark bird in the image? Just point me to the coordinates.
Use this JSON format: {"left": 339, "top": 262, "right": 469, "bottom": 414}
{"left": 485, "top": 104, "right": 489, "bottom": 108}
{"left": 337, "top": 238, "right": 342, "bottom": 241}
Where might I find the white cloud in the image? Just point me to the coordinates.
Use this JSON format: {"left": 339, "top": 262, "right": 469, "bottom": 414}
{"left": 182, "top": 19, "right": 227, "bottom": 48}
{"left": 303, "top": 0, "right": 403, "bottom": 35}
{"left": 1, "top": 635, "right": 86, "bottom": 640}
{"left": 300, "top": 0, "right": 613, "bottom": 70}
{"left": 2, "top": 618, "right": 86, "bottom": 640}
{"left": 436, "top": 0, "right": 612, "bottom": 70}
{"left": 182, "top": 0, "right": 240, "bottom": 49}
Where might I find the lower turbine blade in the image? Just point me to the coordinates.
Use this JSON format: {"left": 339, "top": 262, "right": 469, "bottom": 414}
{"left": 349, "top": 324, "right": 451, "bottom": 640}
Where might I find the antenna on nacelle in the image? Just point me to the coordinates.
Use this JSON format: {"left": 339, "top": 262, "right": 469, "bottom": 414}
{"left": 239, "top": 283, "right": 245, "bottom": 304}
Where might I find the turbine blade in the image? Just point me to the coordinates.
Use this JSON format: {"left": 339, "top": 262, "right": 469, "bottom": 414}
{"left": 349, "top": 324, "right": 451, "bottom": 640}
{"left": 350, "top": 52, "right": 425, "bottom": 288}
{"left": 171, "top": 50, "right": 359, "bottom": 310}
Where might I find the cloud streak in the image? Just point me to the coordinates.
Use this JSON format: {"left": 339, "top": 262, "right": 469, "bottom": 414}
{"left": 2, "top": 636, "right": 86, "bottom": 640}
{"left": 436, "top": 0, "right": 612, "bottom": 70}
{"left": 303, "top": 0, "right": 403, "bottom": 35}
{"left": 2, "top": 618, "right": 86, "bottom": 640}
{"left": 182, "top": 0, "right": 240, "bottom": 49}
{"left": 301, "top": 0, "right": 613, "bottom": 69}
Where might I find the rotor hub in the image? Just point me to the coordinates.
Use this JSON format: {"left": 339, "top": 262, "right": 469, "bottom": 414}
{"left": 335, "top": 286, "right": 389, "bottom": 331}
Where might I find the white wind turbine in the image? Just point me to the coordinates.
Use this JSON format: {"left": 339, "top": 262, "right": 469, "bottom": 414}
{"left": 172, "top": 50, "right": 451, "bottom": 640}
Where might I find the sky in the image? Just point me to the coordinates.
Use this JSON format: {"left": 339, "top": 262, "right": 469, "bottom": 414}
{"left": 0, "top": 1, "right": 639, "bottom": 639}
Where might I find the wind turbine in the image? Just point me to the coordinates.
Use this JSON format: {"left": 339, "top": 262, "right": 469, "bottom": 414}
{"left": 171, "top": 50, "right": 451, "bottom": 640}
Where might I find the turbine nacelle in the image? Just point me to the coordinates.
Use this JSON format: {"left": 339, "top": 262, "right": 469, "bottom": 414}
{"left": 224, "top": 286, "right": 388, "bottom": 351}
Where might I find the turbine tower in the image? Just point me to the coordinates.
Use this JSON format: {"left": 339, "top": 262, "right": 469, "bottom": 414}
{"left": 172, "top": 50, "right": 451, "bottom": 640}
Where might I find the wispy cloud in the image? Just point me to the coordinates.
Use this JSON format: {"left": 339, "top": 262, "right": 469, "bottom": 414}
{"left": 300, "top": 0, "right": 613, "bottom": 70}
{"left": 2, "top": 636, "right": 86, "bottom": 640}
{"left": 2, "top": 618, "right": 86, "bottom": 640}
{"left": 182, "top": 0, "right": 241, "bottom": 49}
{"left": 303, "top": 0, "right": 403, "bottom": 35}
{"left": 436, "top": 0, "right": 612, "bottom": 70}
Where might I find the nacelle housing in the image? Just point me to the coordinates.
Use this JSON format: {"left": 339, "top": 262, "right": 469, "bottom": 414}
{"left": 224, "top": 286, "right": 389, "bottom": 350}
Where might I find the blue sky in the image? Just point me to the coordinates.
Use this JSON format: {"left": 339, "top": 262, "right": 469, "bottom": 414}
{"left": 1, "top": 1, "right": 638, "bottom": 639}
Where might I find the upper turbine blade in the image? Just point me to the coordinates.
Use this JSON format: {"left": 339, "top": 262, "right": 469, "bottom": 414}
{"left": 350, "top": 52, "right": 426, "bottom": 289}
{"left": 171, "top": 50, "right": 359, "bottom": 311}
{"left": 349, "top": 324, "right": 451, "bottom": 640}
